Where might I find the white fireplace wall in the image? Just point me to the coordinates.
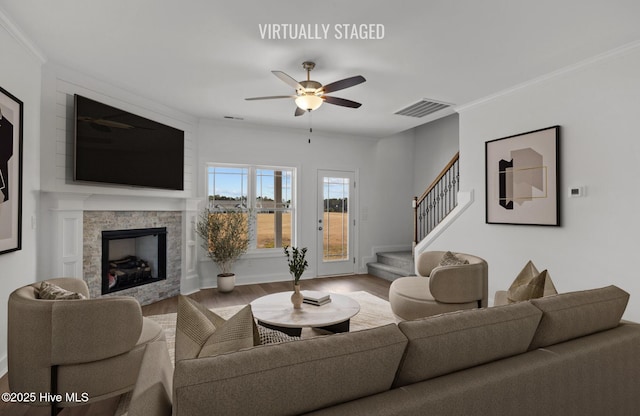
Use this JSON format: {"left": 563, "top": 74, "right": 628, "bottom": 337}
{"left": 36, "top": 62, "right": 202, "bottom": 304}
{"left": 40, "top": 63, "right": 197, "bottom": 199}
{"left": 40, "top": 193, "right": 200, "bottom": 305}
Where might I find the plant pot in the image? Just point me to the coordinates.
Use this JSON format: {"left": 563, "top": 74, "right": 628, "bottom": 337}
{"left": 291, "top": 283, "right": 303, "bottom": 309}
{"left": 217, "top": 273, "right": 236, "bottom": 293}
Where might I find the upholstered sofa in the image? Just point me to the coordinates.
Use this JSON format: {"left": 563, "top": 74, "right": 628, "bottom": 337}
{"left": 135, "top": 285, "right": 640, "bottom": 416}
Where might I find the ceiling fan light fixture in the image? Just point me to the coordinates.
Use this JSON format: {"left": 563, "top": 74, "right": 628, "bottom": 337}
{"left": 295, "top": 94, "right": 323, "bottom": 111}
{"left": 246, "top": 61, "right": 365, "bottom": 116}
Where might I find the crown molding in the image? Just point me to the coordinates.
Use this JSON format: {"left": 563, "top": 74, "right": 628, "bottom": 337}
{"left": 455, "top": 39, "right": 640, "bottom": 114}
{"left": 0, "top": 5, "right": 47, "bottom": 63}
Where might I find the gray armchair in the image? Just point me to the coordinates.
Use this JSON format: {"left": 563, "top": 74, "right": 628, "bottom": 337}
{"left": 7, "top": 277, "right": 170, "bottom": 414}
{"left": 389, "top": 251, "right": 488, "bottom": 320}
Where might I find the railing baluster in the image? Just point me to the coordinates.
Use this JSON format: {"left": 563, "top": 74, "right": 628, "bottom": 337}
{"left": 448, "top": 169, "right": 452, "bottom": 214}
{"left": 412, "top": 152, "right": 460, "bottom": 246}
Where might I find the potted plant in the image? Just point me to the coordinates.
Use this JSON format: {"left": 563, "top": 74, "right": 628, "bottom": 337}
{"left": 284, "top": 245, "right": 308, "bottom": 308}
{"left": 196, "top": 206, "right": 249, "bottom": 292}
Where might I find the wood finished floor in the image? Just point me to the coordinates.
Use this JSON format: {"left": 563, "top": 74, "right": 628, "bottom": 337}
{"left": 0, "top": 274, "right": 391, "bottom": 416}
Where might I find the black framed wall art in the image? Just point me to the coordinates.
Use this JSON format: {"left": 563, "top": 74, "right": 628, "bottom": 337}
{"left": 485, "top": 126, "right": 560, "bottom": 226}
{"left": 0, "top": 86, "right": 24, "bottom": 255}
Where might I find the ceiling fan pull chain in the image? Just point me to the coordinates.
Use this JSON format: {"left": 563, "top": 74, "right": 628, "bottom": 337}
{"left": 308, "top": 111, "right": 313, "bottom": 143}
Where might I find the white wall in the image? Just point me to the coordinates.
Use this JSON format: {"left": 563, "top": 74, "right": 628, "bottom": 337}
{"left": 428, "top": 44, "right": 640, "bottom": 321}
{"left": 37, "top": 63, "right": 199, "bottom": 284}
{"left": 0, "top": 23, "right": 42, "bottom": 375}
{"left": 413, "top": 113, "right": 460, "bottom": 196}
{"left": 196, "top": 120, "right": 414, "bottom": 286}
{"left": 370, "top": 130, "right": 415, "bottom": 253}
{"left": 39, "top": 63, "right": 198, "bottom": 198}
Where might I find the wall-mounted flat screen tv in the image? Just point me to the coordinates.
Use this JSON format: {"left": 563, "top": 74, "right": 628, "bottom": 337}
{"left": 74, "top": 94, "right": 185, "bottom": 190}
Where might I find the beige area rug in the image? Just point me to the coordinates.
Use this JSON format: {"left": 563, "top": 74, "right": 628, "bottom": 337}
{"left": 147, "top": 290, "right": 397, "bottom": 365}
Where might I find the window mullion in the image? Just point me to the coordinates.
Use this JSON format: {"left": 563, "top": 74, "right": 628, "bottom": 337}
{"left": 246, "top": 166, "right": 255, "bottom": 249}
{"left": 206, "top": 164, "right": 295, "bottom": 252}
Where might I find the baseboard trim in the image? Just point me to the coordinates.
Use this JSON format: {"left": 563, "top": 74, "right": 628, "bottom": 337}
{"left": 180, "top": 273, "right": 201, "bottom": 295}
{"left": 0, "top": 354, "right": 7, "bottom": 379}
{"left": 199, "top": 272, "right": 310, "bottom": 289}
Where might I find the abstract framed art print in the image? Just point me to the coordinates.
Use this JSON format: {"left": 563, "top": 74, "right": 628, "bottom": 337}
{"left": 485, "top": 126, "right": 560, "bottom": 226}
{"left": 0, "top": 86, "right": 24, "bottom": 255}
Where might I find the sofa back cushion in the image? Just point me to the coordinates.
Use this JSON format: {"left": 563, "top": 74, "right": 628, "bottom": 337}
{"left": 173, "top": 324, "right": 408, "bottom": 416}
{"left": 528, "top": 285, "right": 629, "bottom": 350}
{"left": 394, "top": 302, "right": 542, "bottom": 387}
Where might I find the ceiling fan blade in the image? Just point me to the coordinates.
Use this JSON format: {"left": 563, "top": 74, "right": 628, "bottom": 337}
{"left": 272, "top": 71, "right": 304, "bottom": 90}
{"left": 322, "top": 96, "right": 362, "bottom": 108}
{"left": 245, "top": 95, "right": 296, "bottom": 101}
{"left": 321, "top": 75, "right": 366, "bottom": 94}
{"left": 294, "top": 107, "right": 306, "bottom": 117}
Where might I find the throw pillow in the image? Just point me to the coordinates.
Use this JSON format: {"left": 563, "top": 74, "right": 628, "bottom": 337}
{"left": 37, "top": 281, "right": 86, "bottom": 300}
{"left": 438, "top": 251, "right": 469, "bottom": 267}
{"left": 175, "top": 295, "right": 258, "bottom": 361}
{"left": 508, "top": 270, "right": 548, "bottom": 303}
{"left": 257, "top": 325, "right": 301, "bottom": 344}
{"left": 507, "top": 260, "right": 556, "bottom": 303}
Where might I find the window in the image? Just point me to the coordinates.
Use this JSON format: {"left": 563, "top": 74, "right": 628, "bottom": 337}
{"left": 206, "top": 164, "right": 296, "bottom": 251}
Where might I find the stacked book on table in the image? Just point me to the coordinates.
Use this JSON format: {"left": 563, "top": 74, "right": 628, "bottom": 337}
{"left": 301, "top": 291, "right": 332, "bottom": 306}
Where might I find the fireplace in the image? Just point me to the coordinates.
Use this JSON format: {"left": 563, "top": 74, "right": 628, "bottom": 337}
{"left": 101, "top": 227, "right": 167, "bottom": 295}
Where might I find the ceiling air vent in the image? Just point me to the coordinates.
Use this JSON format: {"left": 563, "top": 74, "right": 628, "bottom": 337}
{"left": 394, "top": 99, "right": 451, "bottom": 118}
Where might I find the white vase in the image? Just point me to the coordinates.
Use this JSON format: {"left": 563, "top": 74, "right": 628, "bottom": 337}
{"left": 217, "top": 273, "right": 236, "bottom": 293}
{"left": 291, "top": 283, "right": 303, "bottom": 309}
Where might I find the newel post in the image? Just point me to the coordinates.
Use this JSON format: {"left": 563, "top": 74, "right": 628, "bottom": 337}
{"left": 412, "top": 196, "right": 418, "bottom": 246}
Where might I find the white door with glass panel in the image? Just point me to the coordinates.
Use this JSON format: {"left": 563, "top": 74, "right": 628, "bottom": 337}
{"left": 317, "top": 170, "right": 355, "bottom": 276}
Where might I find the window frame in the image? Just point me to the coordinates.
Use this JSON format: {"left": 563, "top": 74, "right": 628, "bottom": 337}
{"left": 205, "top": 162, "right": 297, "bottom": 257}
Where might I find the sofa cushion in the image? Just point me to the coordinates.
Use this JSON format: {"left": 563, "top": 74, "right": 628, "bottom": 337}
{"left": 175, "top": 295, "right": 257, "bottom": 361}
{"left": 173, "top": 324, "right": 408, "bottom": 416}
{"left": 394, "top": 302, "right": 542, "bottom": 387}
{"left": 528, "top": 285, "right": 629, "bottom": 350}
{"left": 37, "top": 281, "right": 86, "bottom": 300}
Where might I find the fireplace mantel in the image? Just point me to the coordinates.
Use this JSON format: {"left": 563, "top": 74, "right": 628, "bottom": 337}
{"left": 41, "top": 191, "right": 200, "bottom": 212}
{"left": 40, "top": 191, "right": 201, "bottom": 304}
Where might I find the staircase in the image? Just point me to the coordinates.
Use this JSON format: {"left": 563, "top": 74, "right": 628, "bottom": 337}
{"left": 367, "top": 251, "right": 415, "bottom": 281}
{"left": 413, "top": 152, "right": 459, "bottom": 245}
{"left": 369, "top": 153, "right": 461, "bottom": 282}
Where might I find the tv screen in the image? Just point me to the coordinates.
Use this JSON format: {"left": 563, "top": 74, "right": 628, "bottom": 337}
{"left": 74, "top": 94, "right": 185, "bottom": 190}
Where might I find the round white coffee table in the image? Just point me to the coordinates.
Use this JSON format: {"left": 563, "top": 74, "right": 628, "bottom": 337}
{"left": 250, "top": 292, "right": 360, "bottom": 336}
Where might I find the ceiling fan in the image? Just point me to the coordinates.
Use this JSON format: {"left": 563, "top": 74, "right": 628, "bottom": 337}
{"left": 245, "top": 61, "right": 366, "bottom": 116}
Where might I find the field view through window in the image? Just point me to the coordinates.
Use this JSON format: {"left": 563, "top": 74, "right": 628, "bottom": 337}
{"left": 206, "top": 165, "right": 351, "bottom": 258}
{"left": 207, "top": 165, "right": 294, "bottom": 249}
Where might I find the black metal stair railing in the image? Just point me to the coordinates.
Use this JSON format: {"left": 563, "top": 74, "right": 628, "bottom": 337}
{"left": 413, "top": 152, "right": 460, "bottom": 245}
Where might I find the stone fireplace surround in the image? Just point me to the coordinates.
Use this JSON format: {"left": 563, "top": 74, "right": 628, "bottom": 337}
{"left": 41, "top": 192, "right": 199, "bottom": 306}
{"left": 85, "top": 211, "right": 179, "bottom": 304}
